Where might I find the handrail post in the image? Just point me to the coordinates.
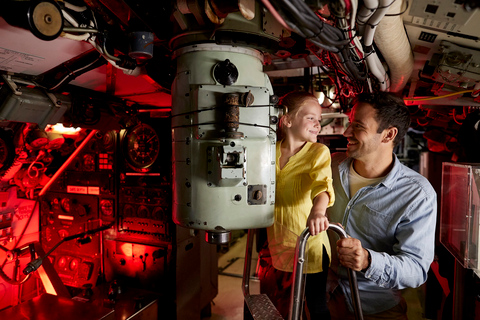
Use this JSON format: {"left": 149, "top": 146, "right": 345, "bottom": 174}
{"left": 288, "top": 225, "right": 364, "bottom": 320}
{"left": 242, "top": 229, "right": 255, "bottom": 297}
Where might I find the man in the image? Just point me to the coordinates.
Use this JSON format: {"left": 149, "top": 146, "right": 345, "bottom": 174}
{"left": 326, "top": 92, "right": 437, "bottom": 319}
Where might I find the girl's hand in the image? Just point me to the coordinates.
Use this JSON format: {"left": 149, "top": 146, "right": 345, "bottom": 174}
{"left": 307, "top": 211, "right": 329, "bottom": 236}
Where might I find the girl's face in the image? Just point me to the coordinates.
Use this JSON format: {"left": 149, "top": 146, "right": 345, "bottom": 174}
{"left": 285, "top": 101, "right": 322, "bottom": 143}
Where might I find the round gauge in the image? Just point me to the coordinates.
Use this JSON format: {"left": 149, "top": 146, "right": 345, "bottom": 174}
{"left": 57, "top": 256, "right": 67, "bottom": 269}
{"left": 72, "top": 204, "right": 87, "bottom": 217}
{"left": 102, "top": 131, "right": 116, "bottom": 151}
{"left": 83, "top": 154, "right": 96, "bottom": 171}
{"left": 137, "top": 205, "right": 149, "bottom": 218}
{"left": 152, "top": 207, "right": 165, "bottom": 220}
{"left": 124, "top": 124, "right": 160, "bottom": 171}
{"left": 69, "top": 258, "right": 79, "bottom": 271}
{"left": 100, "top": 199, "right": 114, "bottom": 216}
{"left": 58, "top": 229, "right": 69, "bottom": 239}
{"left": 123, "top": 204, "right": 135, "bottom": 217}
{"left": 60, "top": 198, "right": 71, "bottom": 213}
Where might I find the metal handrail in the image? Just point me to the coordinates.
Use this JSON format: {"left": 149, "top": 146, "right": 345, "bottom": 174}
{"left": 288, "top": 224, "right": 364, "bottom": 320}
{"left": 242, "top": 225, "right": 363, "bottom": 320}
{"left": 242, "top": 229, "right": 255, "bottom": 297}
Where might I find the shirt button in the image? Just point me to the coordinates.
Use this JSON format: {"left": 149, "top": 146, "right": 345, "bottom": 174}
{"left": 347, "top": 206, "right": 350, "bottom": 209}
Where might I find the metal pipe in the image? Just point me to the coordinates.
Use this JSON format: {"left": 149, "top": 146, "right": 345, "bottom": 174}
{"left": 39, "top": 130, "right": 98, "bottom": 196}
{"left": 288, "top": 225, "right": 364, "bottom": 320}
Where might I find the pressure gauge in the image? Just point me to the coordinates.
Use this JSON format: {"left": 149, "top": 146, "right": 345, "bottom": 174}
{"left": 100, "top": 199, "right": 114, "bottom": 216}
{"left": 83, "top": 154, "right": 96, "bottom": 171}
{"left": 102, "top": 131, "right": 116, "bottom": 151}
{"left": 123, "top": 124, "right": 160, "bottom": 172}
{"left": 60, "top": 198, "right": 71, "bottom": 213}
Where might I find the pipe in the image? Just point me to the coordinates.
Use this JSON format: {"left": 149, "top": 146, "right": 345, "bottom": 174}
{"left": 288, "top": 225, "right": 364, "bottom": 320}
{"left": 39, "top": 130, "right": 98, "bottom": 196}
{"left": 374, "top": 0, "right": 414, "bottom": 92}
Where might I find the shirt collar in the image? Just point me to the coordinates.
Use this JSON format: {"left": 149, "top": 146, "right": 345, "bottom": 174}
{"left": 338, "top": 153, "right": 401, "bottom": 190}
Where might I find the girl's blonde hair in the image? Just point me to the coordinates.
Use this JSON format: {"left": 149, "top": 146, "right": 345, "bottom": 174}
{"left": 277, "top": 91, "right": 320, "bottom": 140}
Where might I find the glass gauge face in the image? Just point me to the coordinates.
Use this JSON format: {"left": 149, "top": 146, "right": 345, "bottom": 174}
{"left": 83, "top": 154, "right": 96, "bottom": 171}
{"left": 124, "top": 124, "right": 160, "bottom": 171}
{"left": 60, "top": 198, "right": 71, "bottom": 213}
{"left": 103, "top": 131, "right": 116, "bottom": 151}
{"left": 100, "top": 199, "right": 114, "bottom": 216}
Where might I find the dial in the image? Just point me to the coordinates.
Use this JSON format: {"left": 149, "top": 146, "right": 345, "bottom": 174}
{"left": 83, "top": 154, "right": 96, "bottom": 171}
{"left": 100, "top": 199, "right": 114, "bottom": 216}
{"left": 69, "top": 258, "right": 79, "bottom": 271}
{"left": 124, "top": 124, "right": 160, "bottom": 172}
{"left": 102, "top": 131, "right": 116, "bottom": 151}
{"left": 58, "top": 256, "right": 67, "bottom": 269}
{"left": 60, "top": 198, "right": 71, "bottom": 213}
{"left": 123, "top": 204, "right": 135, "bottom": 217}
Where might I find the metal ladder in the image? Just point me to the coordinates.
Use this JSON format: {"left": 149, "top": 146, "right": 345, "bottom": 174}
{"left": 242, "top": 225, "right": 364, "bottom": 320}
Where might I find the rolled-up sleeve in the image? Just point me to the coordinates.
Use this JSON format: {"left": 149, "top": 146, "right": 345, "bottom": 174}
{"left": 310, "top": 144, "right": 335, "bottom": 207}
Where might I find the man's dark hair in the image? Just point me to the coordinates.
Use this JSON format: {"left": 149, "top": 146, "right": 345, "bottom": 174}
{"left": 356, "top": 92, "right": 411, "bottom": 146}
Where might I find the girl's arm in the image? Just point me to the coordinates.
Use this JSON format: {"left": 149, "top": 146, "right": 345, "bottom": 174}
{"left": 307, "top": 191, "right": 330, "bottom": 235}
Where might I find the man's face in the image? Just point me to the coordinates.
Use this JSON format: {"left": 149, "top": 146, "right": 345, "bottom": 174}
{"left": 343, "top": 102, "right": 384, "bottom": 161}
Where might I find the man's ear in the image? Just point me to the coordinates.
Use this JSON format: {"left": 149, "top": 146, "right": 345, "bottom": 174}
{"left": 382, "top": 127, "right": 398, "bottom": 144}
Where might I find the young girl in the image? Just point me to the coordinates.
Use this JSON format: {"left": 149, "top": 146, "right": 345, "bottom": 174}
{"left": 267, "top": 90, "right": 335, "bottom": 319}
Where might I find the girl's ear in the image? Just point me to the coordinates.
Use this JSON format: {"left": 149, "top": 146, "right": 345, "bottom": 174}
{"left": 282, "top": 114, "right": 293, "bottom": 128}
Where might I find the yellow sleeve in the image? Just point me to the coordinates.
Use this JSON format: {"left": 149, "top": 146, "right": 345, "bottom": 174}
{"left": 309, "top": 144, "right": 335, "bottom": 207}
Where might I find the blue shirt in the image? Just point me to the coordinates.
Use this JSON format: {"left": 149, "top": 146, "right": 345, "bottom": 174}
{"left": 327, "top": 153, "right": 437, "bottom": 315}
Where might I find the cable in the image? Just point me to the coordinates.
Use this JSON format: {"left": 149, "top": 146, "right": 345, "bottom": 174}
{"left": 260, "top": 0, "right": 291, "bottom": 30}
{"left": 404, "top": 90, "right": 474, "bottom": 102}
{"left": 23, "top": 223, "right": 113, "bottom": 275}
{"left": 171, "top": 121, "right": 276, "bottom": 132}
{"left": 452, "top": 107, "right": 465, "bottom": 125}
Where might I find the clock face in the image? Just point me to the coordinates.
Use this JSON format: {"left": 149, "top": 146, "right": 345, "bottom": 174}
{"left": 123, "top": 123, "right": 160, "bottom": 171}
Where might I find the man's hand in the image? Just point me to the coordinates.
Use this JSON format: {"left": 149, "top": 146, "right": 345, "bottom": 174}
{"left": 307, "top": 211, "right": 329, "bottom": 236}
{"left": 336, "top": 238, "right": 370, "bottom": 271}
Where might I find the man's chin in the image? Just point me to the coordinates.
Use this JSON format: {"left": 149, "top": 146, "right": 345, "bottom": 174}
{"left": 346, "top": 148, "right": 356, "bottom": 157}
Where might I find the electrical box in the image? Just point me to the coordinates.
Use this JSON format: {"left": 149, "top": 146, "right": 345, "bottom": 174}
{"left": 440, "top": 162, "right": 480, "bottom": 275}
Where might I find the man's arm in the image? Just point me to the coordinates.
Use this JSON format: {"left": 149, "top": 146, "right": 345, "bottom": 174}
{"left": 337, "top": 194, "right": 437, "bottom": 289}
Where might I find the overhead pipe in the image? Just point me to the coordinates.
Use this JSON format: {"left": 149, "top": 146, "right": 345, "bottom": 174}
{"left": 374, "top": 0, "right": 414, "bottom": 93}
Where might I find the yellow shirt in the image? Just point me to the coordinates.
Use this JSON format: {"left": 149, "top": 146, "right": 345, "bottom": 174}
{"left": 268, "top": 141, "right": 335, "bottom": 273}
